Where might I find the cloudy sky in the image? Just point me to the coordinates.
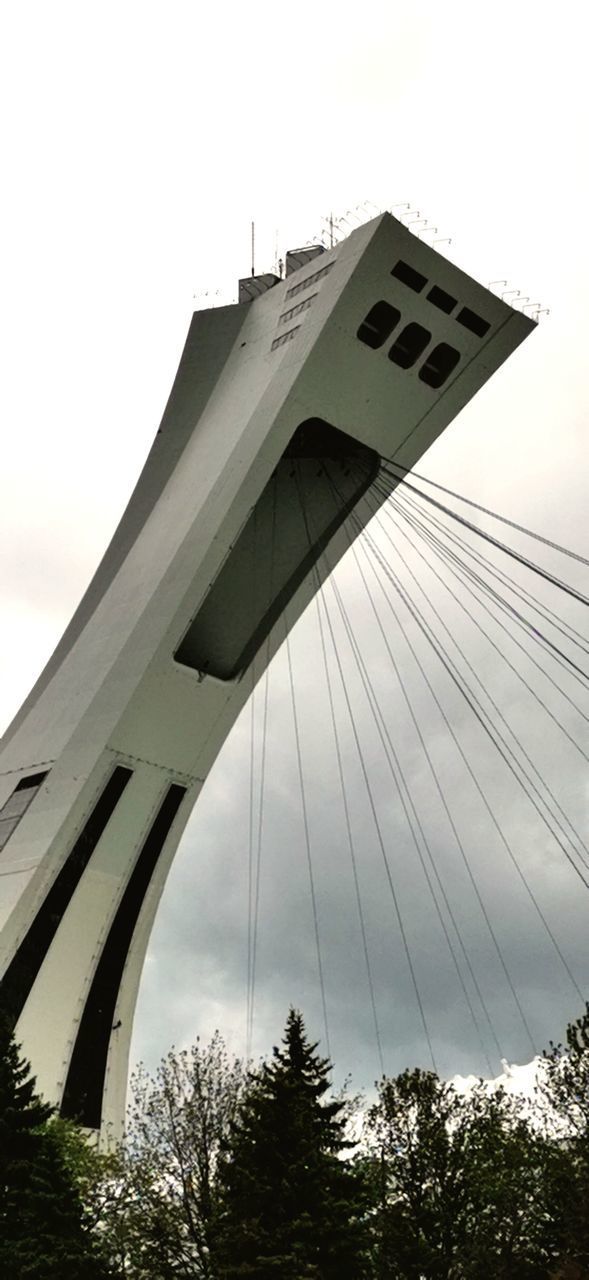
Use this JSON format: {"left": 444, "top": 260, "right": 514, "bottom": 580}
{"left": 1, "top": 1, "right": 588, "bottom": 1093}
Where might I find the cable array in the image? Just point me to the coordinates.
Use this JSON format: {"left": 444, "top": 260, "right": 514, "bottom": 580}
{"left": 243, "top": 456, "right": 588, "bottom": 1078}
{"left": 382, "top": 458, "right": 589, "bottom": 569}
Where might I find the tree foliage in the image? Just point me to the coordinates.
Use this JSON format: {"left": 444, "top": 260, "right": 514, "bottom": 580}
{"left": 539, "top": 1003, "right": 589, "bottom": 1274}
{"left": 5, "top": 1004, "right": 589, "bottom": 1278}
{"left": 95, "top": 1030, "right": 247, "bottom": 1278}
{"left": 366, "top": 1066, "right": 566, "bottom": 1278}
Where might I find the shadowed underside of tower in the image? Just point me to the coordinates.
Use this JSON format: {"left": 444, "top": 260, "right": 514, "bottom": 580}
{"left": 0, "top": 212, "right": 535, "bottom": 1139}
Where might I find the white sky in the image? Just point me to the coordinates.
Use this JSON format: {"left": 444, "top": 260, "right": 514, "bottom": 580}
{"left": 1, "top": 1, "right": 587, "bottom": 1089}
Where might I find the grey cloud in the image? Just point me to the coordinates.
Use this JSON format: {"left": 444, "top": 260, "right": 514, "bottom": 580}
{"left": 133, "top": 529, "right": 589, "bottom": 1094}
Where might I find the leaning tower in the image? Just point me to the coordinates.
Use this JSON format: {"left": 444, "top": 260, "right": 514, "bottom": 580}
{"left": 0, "top": 212, "right": 534, "bottom": 1137}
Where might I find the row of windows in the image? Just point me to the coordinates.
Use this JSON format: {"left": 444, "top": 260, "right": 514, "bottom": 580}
{"left": 0, "top": 771, "right": 48, "bottom": 852}
{"left": 271, "top": 325, "right": 300, "bottom": 351}
{"left": 357, "top": 301, "right": 460, "bottom": 388}
{"left": 279, "top": 293, "right": 317, "bottom": 325}
{"left": 391, "top": 259, "right": 491, "bottom": 338}
{"left": 285, "top": 260, "right": 335, "bottom": 300}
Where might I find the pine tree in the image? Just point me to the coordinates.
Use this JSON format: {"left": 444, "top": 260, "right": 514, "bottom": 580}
{"left": 0, "top": 1015, "right": 111, "bottom": 1279}
{"left": 215, "top": 1009, "right": 369, "bottom": 1279}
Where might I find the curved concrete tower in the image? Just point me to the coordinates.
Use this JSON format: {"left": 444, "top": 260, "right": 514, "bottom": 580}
{"left": 0, "top": 213, "right": 534, "bottom": 1137}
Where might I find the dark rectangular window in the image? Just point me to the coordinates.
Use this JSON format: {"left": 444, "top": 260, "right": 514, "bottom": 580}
{"left": 279, "top": 294, "right": 317, "bottom": 325}
{"left": 389, "top": 322, "right": 431, "bottom": 369}
{"left": 285, "top": 261, "right": 334, "bottom": 299}
{"left": 427, "top": 285, "right": 457, "bottom": 314}
{"left": 271, "top": 326, "right": 300, "bottom": 351}
{"left": 0, "top": 766, "right": 133, "bottom": 1025}
{"left": 456, "top": 306, "right": 491, "bottom": 337}
{"left": 419, "top": 343, "right": 461, "bottom": 388}
{"left": 0, "top": 771, "right": 48, "bottom": 853}
{"left": 391, "top": 260, "right": 427, "bottom": 293}
{"left": 357, "top": 301, "right": 401, "bottom": 349}
{"left": 61, "top": 783, "right": 187, "bottom": 1129}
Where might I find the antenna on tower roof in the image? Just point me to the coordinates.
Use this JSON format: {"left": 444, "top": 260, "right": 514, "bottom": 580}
{"left": 251, "top": 221, "right": 255, "bottom": 278}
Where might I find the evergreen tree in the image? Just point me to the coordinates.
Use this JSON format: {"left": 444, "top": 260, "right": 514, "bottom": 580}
{"left": 215, "top": 1009, "right": 369, "bottom": 1279}
{"left": 0, "top": 1016, "right": 111, "bottom": 1279}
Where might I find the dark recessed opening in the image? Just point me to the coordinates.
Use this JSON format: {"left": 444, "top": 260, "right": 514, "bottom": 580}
{"left": 14, "top": 772, "right": 48, "bottom": 792}
{"left": 61, "top": 784, "right": 186, "bottom": 1129}
{"left": 0, "top": 771, "right": 50, "bottom": 855}
{"left": 391, "top": 260, "right": 427, "bottom": 293}
{"left": 0, "top": 767, "right": 133, "bottom": 1026}
{"left": 456, "top": 306, "right": 491, "bottom": 337}
{"left": 388, "top": 322, "right": 431, "bottom": 369}
{"left": 357, "top": 301, "right": 401, "bottom": 349}
{"left": 174, "top": 420, "right": 379, "bottom": 681}
{"left": 419, "top": 342, "right": 461, "bottom": 388}
{"left": 427, "top": 285, "right": 457, "bottom": 315}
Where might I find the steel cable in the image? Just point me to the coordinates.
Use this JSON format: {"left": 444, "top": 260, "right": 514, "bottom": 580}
{"left": 294, "top": 469, "right": 386, "bottom": 1076}
{"left": 386, "top": 488, "right": 589, "bottom": 749}
{"left": 381, "top": 457, "right": 589, "bottom": 569}
{"left": 384, "top": 495, "right": 589, "bottom": 876}
{"left": 380, "top": 464, "right": 589, "bottom": 608}
{"left": 357, "top": 488, "right": 585, "bottom": 998}
{"left": 390, "top": 485, "right": 589, "bottom": 658}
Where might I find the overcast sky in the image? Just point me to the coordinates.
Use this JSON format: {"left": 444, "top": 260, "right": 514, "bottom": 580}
{"left": 1, "top": 1, "right": 588, "bottom": 1093}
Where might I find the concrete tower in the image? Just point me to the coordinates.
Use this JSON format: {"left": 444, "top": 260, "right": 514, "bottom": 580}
{"left": 0, "top": 213, "right": 534, "bottom": 1138}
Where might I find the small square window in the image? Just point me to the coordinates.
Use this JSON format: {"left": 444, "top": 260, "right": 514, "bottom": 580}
{"left": 419, "top": 343, "right": 461, "bottom": 388}
{"left": 391, "top": 260, "right": 427, "bottom": 293}
{"left": 427, "top": 285, "right": 457, "bottom": 314}
{"left": 388, "top": 323, "right": 431, "bottom": 369}
{"left": 456, "top": 306, "right": 491, "bottom": 337}
{"left": 357, "top": 301, "right": 401, "bottom": 349}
